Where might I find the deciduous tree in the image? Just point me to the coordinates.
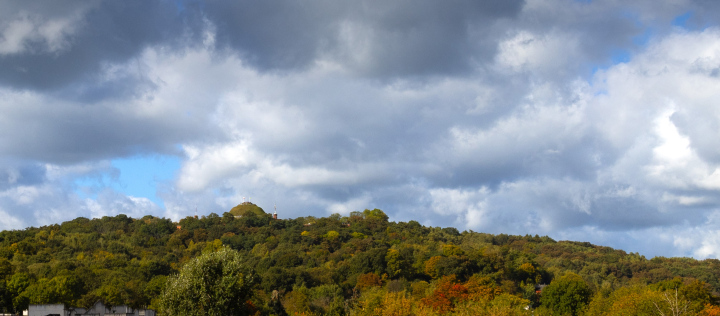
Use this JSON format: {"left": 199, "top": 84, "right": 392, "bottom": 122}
{"left": 159, "top": 247, "right": 254, "bottom": 316}
{"left": 540, "top": 273, "right": 591, "bottom": 315}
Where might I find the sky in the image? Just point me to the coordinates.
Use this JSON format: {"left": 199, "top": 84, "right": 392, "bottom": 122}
{"left": 2, "top": 0, "right": 720, "bottom": 259}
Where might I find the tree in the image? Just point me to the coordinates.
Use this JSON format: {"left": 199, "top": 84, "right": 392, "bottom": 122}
{"left": 585, "top": 284, "right": 663, "bottom": 316}
{"left": 540, "top": 273, "right": 591, "bottom": 315}
{"left": 23, "top": 274, "right": 81, "bottom": 307}
{"left": 421, "top": 275, "right": 469, "bottom": 313}
{"left": 363, "top": 209, "right": 389, "bottom": 222}
{"left": 159, "top": 247, "right": 255, "bottom": 316}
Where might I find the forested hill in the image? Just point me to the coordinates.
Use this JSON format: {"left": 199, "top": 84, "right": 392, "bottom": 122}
{"left": 0, "top": 207, "right": 719, "bottom": 315}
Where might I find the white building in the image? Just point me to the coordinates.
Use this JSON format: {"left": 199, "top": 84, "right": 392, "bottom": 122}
{"left": 25, "top": 302, "right": 154, "bottom": 316}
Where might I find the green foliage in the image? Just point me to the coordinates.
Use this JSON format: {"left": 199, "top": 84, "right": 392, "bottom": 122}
{"left": 363, "top": 209, "right": 389, "bottom": 222}
{"left": 0, "top": 207, "right": 716, "bottom": 315}
{"left": 23, "top": 274, "right": 81, "bottom": 306}
{"left": 540, "top": 273, "right": 591, "bottom": 315}
{"left": 159, "top": 246, "right": 254, "bottom": 316}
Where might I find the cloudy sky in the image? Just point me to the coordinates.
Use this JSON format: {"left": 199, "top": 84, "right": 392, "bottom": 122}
{"left": 3, "top": 0, "right": 720, "bottom": 258}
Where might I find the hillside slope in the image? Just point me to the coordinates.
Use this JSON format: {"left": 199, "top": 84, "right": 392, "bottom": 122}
{"left": 0, "top": 208, "right": 717, "bottom": 314}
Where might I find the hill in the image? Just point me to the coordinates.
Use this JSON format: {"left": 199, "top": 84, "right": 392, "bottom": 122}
{"left": 0, "top": 208, "right": 717, "bottom": 315}
{"left": 229, "top": 202, "right": 266, "bottom": 217}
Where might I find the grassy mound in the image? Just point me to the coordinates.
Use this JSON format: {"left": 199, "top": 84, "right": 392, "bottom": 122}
{"left": 229, "top": 203, "right": 266, "bottom": 217}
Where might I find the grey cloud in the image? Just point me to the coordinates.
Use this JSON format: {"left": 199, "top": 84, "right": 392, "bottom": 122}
{"left": 0, "top": 0, "right": 694, "bottom": 93}
{"left": 336, "top": 0, "right": 525, "bottom": 77}
{"left": 670, "top": 104, "right": 720, "bottom": 164}
{"left": 0, "top": 162, "right": 46, "bottom": 190}
{"left": 203, "top": 0, "right": 525, "bottom": 76}
{"left": 0, "top": 1, "right": 197, "bottom": 91}
{"left": 0, "top": 98, "right": 207, "bottom": 164}
{"left": 201, "top": 0, "right": 343, "bottom": 71}
{"left": 0, "top": 0, "right": 527, "bottom": 91}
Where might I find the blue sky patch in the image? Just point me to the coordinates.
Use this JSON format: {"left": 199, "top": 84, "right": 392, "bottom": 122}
{"left": 672, "top": 11, "right": 693, "bottom": 29}
{"left": 73, "top": 155, "right": 181, "bottom": 208}
{"left": 110, "top": 155, "right": 181, "bottom": 208}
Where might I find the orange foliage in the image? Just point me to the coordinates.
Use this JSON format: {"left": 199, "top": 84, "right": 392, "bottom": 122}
{"left": 357, "top": 272, "right": 383, "bottom": 290}
{"left": 702, "top": 304, "right": 720, "bottom": 316}
{"left": 421, "top": 275, "right": 470, "bottom": 313}
{"left": 244, "top": 300, "right": 258, "bottom": 315}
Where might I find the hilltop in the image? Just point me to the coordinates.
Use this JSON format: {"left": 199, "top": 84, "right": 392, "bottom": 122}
{"left": 229, "top": 202, "right": 267, "bottom": 217}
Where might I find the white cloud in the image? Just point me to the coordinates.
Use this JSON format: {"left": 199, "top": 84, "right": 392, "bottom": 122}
{"left": 429, "top": 187, "right": 489, "bottom": 228}
{"left": 326, "top": 194, "right": 373, "bottom": 215}
{"left": 0, "top": 9, "right": 86, "bottom": 55}
{"left": 496, "top": 30, "right": 581, "bottom": 76}
{"left": 177, "top": 140, "right": 256, "bottom": 192}
{"left": 0, "top": 207, "right": 24, "bottom": 231}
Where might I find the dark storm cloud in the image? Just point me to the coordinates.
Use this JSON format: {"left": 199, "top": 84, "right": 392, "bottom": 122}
{"left": 203, "top": 0, "right": 525, "bottom": 76}
{"left": 337, "top": 0, "right": 525, "bottom": 77}
{"left": 0, "top": 1, "right": 199, "bottom": 91}
{"left": 0, "top": 96, "right": 215, "bottom": 164}
{"left": 0, "top": 0, "right": 528, "bottom": 165}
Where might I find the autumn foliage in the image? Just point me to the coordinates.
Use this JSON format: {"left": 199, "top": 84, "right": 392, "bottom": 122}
{"left": 702, "top": 304, "right": 720, "bottom": 316}
{"left": 0, "top": 209, "right": 719, "bottom": 315}
{"left": 356, "top": 272, "right": 383, "bottom": 290}
{"left": 420, "top": 275, "right": 504, "bottom": 314}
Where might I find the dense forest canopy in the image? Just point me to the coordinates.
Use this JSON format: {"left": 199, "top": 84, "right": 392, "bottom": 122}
{"left": 0, "top": 206, "right": 718, "bottom": 315}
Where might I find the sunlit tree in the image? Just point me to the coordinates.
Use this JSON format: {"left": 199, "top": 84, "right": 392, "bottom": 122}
{"left": 159, "top": 247, "right": 255, "bottom": 316}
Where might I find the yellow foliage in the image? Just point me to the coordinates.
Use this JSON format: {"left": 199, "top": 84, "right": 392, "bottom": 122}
{"left": 442, "top": 245, "right": 464, "bottom": 256}
{"left": 282, "top": 289, "right": 312, "bottom": 315}
{"left": 202, "top": 239, "right": 223, "bottom": 253}
{"left": 517, "top": 263, "right": 535, "bottom": 275}
{"left": 411, "top": 281, "right": 430, "bottom": 300}
{"left": 424, "top": 256, "right": 443, "bottom": 279}
{"left": 374, "top": 292, "right": 414, "bottom": 316}
{"left": 326, "top": 230, "right": 339, "bottom": 239}
{"left": 585, "top": 285, "right": 663, "bottom": 316}
{"left": 349, "top": 288, "right": 534, "bottom": 316}
{"left": 465, "top": 275, "right": 501, "bottom": 301}
{"left": 453, "top": 293, "right": 532, "bottom": 316}
{"left": 93, "top": 250, "right": 115, "bottom": 260}
{"left": 358, "top": 287, "right": 386, "bottom": 315}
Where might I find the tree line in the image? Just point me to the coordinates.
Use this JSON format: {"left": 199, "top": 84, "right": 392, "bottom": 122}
{"left": 0, "top": 207, "right": 719, "bottom": 315}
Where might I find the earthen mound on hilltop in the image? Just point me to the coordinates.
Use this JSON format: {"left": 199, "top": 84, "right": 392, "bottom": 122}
{"left": 229, "top": 202, "right": 266, "bottom": 217}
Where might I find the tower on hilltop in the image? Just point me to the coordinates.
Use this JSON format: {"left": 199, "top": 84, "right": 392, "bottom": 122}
{"left": 241, "top": 196, "right": 253, "bottom": 205}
